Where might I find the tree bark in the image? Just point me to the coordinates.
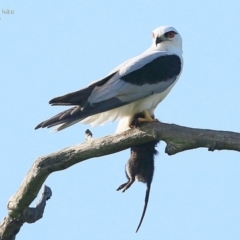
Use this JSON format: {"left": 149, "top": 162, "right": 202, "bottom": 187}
{"left": 0, "top": 121, "right": 240, "bottom": 239}
{"left": 0, "top": 185, "right": 52, "bottom": 240}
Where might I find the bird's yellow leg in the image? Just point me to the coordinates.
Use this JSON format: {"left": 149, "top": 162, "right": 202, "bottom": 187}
{"left": 137, "top": 110, "right": 158, "bottom": 123}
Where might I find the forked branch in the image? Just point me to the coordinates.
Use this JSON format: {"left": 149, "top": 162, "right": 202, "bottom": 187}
{"left": 1, "top": 121, "right": 240, "bottom": 239}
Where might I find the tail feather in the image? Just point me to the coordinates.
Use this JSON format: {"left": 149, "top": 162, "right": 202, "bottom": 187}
{"left": 35, "top": 72, "right": 120, "bottom": 131}
{"left": 35, "top": 107, "right": 86, "bottom": 130}
{"left": 35, "top": 96, "right": 125, "bottom": 130}
{"left": 52, "top": 119, "right": 83, "bottom": 131}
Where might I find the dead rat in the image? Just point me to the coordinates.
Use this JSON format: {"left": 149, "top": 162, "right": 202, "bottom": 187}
{"left": 116, "top": 112, "right": 159, "bottom": 232}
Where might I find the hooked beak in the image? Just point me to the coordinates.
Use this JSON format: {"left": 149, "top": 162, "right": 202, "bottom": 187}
{"left": 155, "top": 36, "right": 163, "bottom": 46}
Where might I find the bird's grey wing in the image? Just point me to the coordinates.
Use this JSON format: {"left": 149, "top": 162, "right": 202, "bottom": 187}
{"left": 47, "top": 51, "right": 149, "bottom": 107}
{"left": 48, "top": 71, "right": 117, "bottom": 106}
{"left": 35, "top": 51, "right": 181, "bottom": 130}
{"left": 35, "top": 71, "right": 119, "bottom": 129}
{"left": 86, "top": 51, "right": 181, "bottom": 106}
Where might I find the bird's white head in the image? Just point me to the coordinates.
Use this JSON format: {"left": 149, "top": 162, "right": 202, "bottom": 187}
{"left": 152, "top": 26, "right": 182, "bottom": 54}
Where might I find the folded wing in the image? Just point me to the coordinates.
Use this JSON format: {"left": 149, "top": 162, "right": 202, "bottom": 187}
{"left": 35, "top": 51, "right": 181, "bottom": 131}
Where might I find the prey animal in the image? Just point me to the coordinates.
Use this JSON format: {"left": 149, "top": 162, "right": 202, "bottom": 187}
{"left": 117, "top": 113, "right": 159, "bottom": 232}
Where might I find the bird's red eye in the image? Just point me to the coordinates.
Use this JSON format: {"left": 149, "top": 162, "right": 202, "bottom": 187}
{"left": 166, "top": 31, "right": 176, "bottom": 38}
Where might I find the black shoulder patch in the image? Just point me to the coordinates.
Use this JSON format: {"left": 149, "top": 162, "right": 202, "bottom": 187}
{"left": 121, "top": 55, "right": 181, "bottom": 86}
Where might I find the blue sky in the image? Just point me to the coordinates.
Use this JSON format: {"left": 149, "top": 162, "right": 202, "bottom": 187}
{"left": 1, "top": 1, "right": 240, "bottom": 239}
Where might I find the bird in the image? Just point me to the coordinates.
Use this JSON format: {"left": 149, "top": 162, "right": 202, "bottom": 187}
{"left": 35, "top": 25, "right": 183, "bottom": 132}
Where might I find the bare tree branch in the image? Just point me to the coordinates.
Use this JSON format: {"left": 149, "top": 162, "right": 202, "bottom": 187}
{"left": 1, "top": 121, "right": 240, "bottom": 239}
{"left": 23, "top": 185, "right": 52, "bottom": 223}
{"left": 0, "top": 185, "right": 52, "bottom": 240}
